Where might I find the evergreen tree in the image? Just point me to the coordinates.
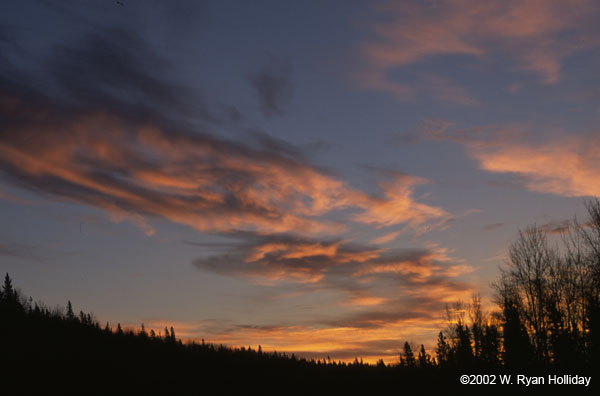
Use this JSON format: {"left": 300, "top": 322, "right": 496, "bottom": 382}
{"left": 402, "top": 341, "right": 416, "bottom": 367}
{"left": 2, "top": 273, "right": 16, "bottom": 304}
{"left": 454, "top": 323, "right": 473, "bottom": 367}
{"left": 498, "top": 288, "right": 533, "bottom": 368}
{"left": 417, "top": 344, "right": 431, "bottom": 368}
{"left": 66, "top": 301, "right": 75, "bottom": 321}
{"left": 435, "top": 331, "right": 450, "bottom": 366}
{"left": 481, "top": 324, "right": 501, "bottom": 366}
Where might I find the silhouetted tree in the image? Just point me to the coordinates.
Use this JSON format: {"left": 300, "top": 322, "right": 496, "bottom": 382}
{"left": 454, "top": 322, "right": 473, "bottom": 367}
{"left": 140, "top": 323, "right": 148, "bottom": 338}
{"left": 2, "top": 273, "right": 17, "bottom": 306}
{"left": 417, "top": 344, "right": 431, "bottom": 368}
{"left": 506, "top": 227, "right": 553, "bottom": 362}
{"left": 435, "top": 331, "right": 451, "bottom": 367}
{"left": 402, "top": 342, "right": 416, "bottom": 368}
{"left": 66, "top": 301, "right": 75, "bottom": 321}
{"left": 480, "top": 323, "right": 501, "bottom": 366}
{"left": 495, "top": 273, "right": 534, "bottom": 368}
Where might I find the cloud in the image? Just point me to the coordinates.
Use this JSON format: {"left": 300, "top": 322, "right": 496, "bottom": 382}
{"left": 507, "top": 83, "right": 522, "bottom": 94}
{"left": 0, "top": 237, "right": 73, "bottom": 262}
{"left": 247, "top": 56, "right": 293, "bottom": 117}
{"left": 0, "top": 22, "right": 471, "bottom": 364}
{"left": 344, "top": 295, "right": 389, "bottom": 307}
{"left": 469, "top": 134, "right": 600, "bottom": 198}
{"left": 0, "top": 29, "right": 447, "bottom": 237}
{"left": 194, "top": 233, "right": 475, "bottom": 341}
{"left": 538, "top": 220, "right": 572, "bottom": 235}
{"left": 0, "top": 108, "right": 336, "bottom": 235}
{"left": 134, "top": 260, "right": 475, "bottom": 363}
{"left": 0, "top": 240, "right": 46, "bottom": 260}
{"left": 481, "top": 223, "right": 507, "bottom": 232}
{"left": 198, "top": 322, "right": 421, "bottom": 364}
{"left": 194, "top": 234, "right": 471, "bottom": 286}
{"left": 140, "top": 282, "right": 474, "bottom": 364}
{"left": 0, "top": 105, "right": 447, "bottom": 235}
{"left": 350, "top": 176, "right": 448, "bottom": 229}
{"left": 357, "top": 0, "right": 600, "bottom": 100}
{"left": 421, "top": 120, "right": 600, "bottom": 199}
{"left": 0, "top": 186, "right": 33, "bottom": 205}
{"left": 146, "top": 315, "right": 451, "bottom": 364}
{"left": 49, "top": 29, "right": 227, "bottom": 126}
{"left": 369, "top": 230, "right": 401, "bottom": 245}
{"left": 422, "top": 74, "right": 479, "bottom": 106}
{"left": 194, "top": 234, "right": 382, "bottom": 284}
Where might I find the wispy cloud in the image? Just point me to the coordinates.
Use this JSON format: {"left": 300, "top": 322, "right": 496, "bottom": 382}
{"left": 194, "top": 234, "right": 382, "bottom": 284}
{"left": 193, "top": 232, "right": 474, "bottom": 350}
{"left": 0, "top": 106, "right": 447, "bottom": 235}
{"left": 357, "top": 0, "right": 599, "bottom": 101}
{"left": 0, "top": 21, "right": 476, "bottom": 364}
{"left": 369, "top": 230, "right": 401, "bottom": 245}
{"left": 538, "top": 220, "right": 572, "bottom": 235}
{"left": 136, "top": 281, "right": 474, "bottom": 364}
{"left": 247, "top": 56, "right": 294, "bottom": 117}
{"left": 481, "top": 223, "right": 507, "bottom": 232}
{"left": 0, "top": 186, "right": 33, "bottom": 205}
{"left": 350, "top": 175, "right": 449, "bottom": 229}
{"left": 0, "top": 29, "right": 447, "bottom": 237}
{"left": 469, "top": 134, "right": 600, "bottom": 198}
{"left": 422, "top": 74, "right": 479, "bottom": 106}
{"left": 194, "top": 234, "right": 471, "bottom": 287}
{"left": 421, "top": 120, "right": 600, "bottom": 199}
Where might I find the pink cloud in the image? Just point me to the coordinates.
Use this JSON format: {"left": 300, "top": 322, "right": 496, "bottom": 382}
{"left": 469, "top": 134, "right": 600, "bottom": 198}
{"left": 421, "top": 120, "right": 600, "bottom": 199}
{"left": 0, "top": 99, "right": 448, "bottom": 236}
{"left": 351, "top": 176, "right": 449, "bottom": 228}
{"left": 357, "top": 0, "right": 599, "bottom": 100}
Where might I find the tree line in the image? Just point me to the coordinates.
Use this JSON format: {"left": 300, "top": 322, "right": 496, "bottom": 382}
{"left": 0, "top": 273, "right": 423, "bottom": 393}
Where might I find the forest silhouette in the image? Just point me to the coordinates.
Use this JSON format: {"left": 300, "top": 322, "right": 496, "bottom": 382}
{"left": 2, "top": 200, "right": 600, "bottom": 394}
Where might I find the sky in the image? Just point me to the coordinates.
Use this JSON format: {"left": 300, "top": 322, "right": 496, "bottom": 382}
{"left": 1, "top": 0, "right": 600, "bottom": 364}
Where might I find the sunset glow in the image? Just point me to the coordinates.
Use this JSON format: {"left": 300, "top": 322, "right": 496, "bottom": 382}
{"left": 2, "top": 0, "right": 600, "bottom": 365}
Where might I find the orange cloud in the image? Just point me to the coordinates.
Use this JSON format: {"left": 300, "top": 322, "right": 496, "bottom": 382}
{"left": 351, "top": 176, "right": 449, "bottom": 228}
{"left": 358, "top": 0, "right": 599, "bottom": 100}
{"left": 369, "top": 230, "right": 401, "bottom": 245}
{"left": 420, "top": 119, "right": 600, "bottom": 199}
{"left": 0, "top": 98, "right": 447, "bottom": 237}
{"left": 135, "top": 238, "right": 476, "bottom": 364}
{"left": 468, "top": 134, "right": 600, "bottom": 198}
{"left": 140, "top": 316, "right": 452, "bottom": 364}
{"left": 148, "top": 279, "right": 477, "bottom": 363}
{"left": 344, "top": 295, "right": 389, "bottom": 307}
{"left": 0, "top": 102, "right": 444, "bottom": 234}
{"left": 195, "top": 233, "right": 472, "bottom": 292}
{"left": 352, "top": 245, "right": 472, "bottom": 282}
{"left": 206, "top": 323, "right": 439, "bottom": 364}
